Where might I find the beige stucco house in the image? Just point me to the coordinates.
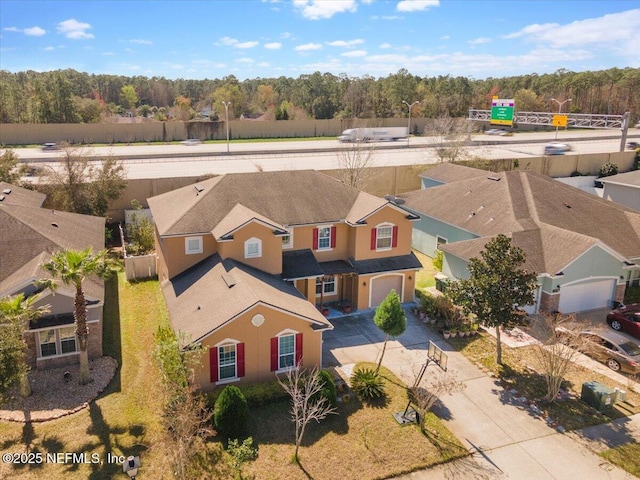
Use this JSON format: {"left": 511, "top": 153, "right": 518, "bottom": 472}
{"left": 148, "top": 170, "right": 421, "bottom": 390}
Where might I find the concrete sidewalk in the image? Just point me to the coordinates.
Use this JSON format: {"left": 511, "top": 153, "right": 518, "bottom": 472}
{"left": 323, "top": 308, "right": 639, "bottom": 480}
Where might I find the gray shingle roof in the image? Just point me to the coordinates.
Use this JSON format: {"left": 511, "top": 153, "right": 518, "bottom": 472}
{"left": 418, "top": 163, "right": 488, "bottom": 184}
{"left": 0, "top": 205, "right": 105, "bottom": 299}
{"left": 0, "top": 182, "right": 46, "bottom": 208}
{"left": 162, "top": 254, "right": 332, "bottom": 344}
{"left": 148, "top": 170, "right": 393, "bottom": 236}
{"left": 401, "top": 168, "right": 640, "bottom": 269}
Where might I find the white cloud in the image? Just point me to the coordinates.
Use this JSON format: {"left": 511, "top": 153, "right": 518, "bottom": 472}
{"left": 216, "top": 36, "right": 238, "bottom": 46}
{"left": 44, "top": 46, "right": 55, "bottom": 51}
{"left": 4, "top": 26, "right": 46, "bottom": 36}
{"left": 293, "top": 0, "right": 357, "bottom": 20}
{"left": 295, "top": 43, "right": 322, "bottom": 51}
{"left": 502, "top": 9, "right": 640, "bottom": 52}
{"left": 342, "top": 50, "right": 367, "bottom": 57}
{"left": 264, "top": 42, "right": 282, "bottom": 49}
{"left": 327, "top": 39, "right": 364, "bottom": 48}
{"left": 130, "top": 38, "right": 152, "bottom": 45}
{"left": 440, "top": 35, "right": 450, "bottom": 41}
{"left": 236, "top": 57, "right": 255, "bottom": 64}
{"left": 56, "top": 19, "right": 93, "bottom": 39}
{"left": 396, "top": 0, "right": 439, "bottom": 13}
{"left": 468, "top": 37, "right": 491, "bottom": 45}
{"left": 102, "top": 51, "right": 115, "bottom": 56}
{"left": 24, "top": 26, "right": 46, "bottom": 36}
{"left": 379, "top": 42, "right": 391, "bottom": 49}
{"left": 236, "top": 41, "right": 259, "bottom": 49}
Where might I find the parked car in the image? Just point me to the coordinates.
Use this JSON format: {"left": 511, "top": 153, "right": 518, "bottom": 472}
{"left": 181, "top": 139, "right": 202, "bottom": 146}
{"left": 41, "top": 142, "right": 59, "bottom": 151}
{"left": 607, "top": 304, "right": 640, "bottom": 340}
{"left": 626, "top": 141, "right": 639, "bottom": 150}
{"left": 557, "top": 327, "right": 640, "bottom": 374}
{"left": 544, "top": 142, "right": 571, "bottom": 155}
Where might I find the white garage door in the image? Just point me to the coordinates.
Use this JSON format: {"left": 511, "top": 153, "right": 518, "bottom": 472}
{"left": 558, "top": 279, "right": 615, "bottom": 313}
{"left": 370, "top": 275, "right": 403, "bottom": 308}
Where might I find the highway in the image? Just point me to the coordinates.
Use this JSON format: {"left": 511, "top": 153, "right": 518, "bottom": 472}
{"left": 7, "top": 129, "right": 639, "bottom": 180}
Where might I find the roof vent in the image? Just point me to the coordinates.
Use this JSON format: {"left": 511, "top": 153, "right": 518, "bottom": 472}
{"left": 564, "top": 203, "right": 571, "bottom": 209}
{"left": 51, "top": 222, "right": 58, "bottom": 228}
{"left": 487, "top": 176, "right": 501, "bottom": 181}
{"left": 194, "top": 184, "right": 204, "bottom": 194}
{"left": 0, "top": 195, "right": 4, "bottom": 202}
{"left": 2, "top": 189, "right": 11, "bottom": 194}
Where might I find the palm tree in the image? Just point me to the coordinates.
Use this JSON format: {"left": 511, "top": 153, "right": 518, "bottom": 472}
{"left": 40, "top": 248, "right": 118, "bottom": 385}
{"left": 0, "top": 294, "right": 50, "bottom": 397}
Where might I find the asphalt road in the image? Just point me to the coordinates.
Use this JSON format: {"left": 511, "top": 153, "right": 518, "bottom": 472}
{"left": 7, "top": 129, "right": 639, "bottom": 180}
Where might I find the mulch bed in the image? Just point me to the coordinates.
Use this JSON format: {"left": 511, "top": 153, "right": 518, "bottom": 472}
{"left": 0, "top": 356, "right": 118, "bottom": 423}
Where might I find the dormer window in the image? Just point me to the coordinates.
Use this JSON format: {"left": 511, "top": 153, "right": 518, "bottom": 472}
{"left": 244, "top": 237, "right": 262, "bottom": 258}
{"left": 281, "top": 231, "right": 294, "bottom": 249}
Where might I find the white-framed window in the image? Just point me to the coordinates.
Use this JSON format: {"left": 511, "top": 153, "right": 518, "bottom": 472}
{"left": 218, "top": 344, "right": 237, "bottom": 380}
{"left": 244, "top": 237, "right": 262, "bottom": 258}
{"left": 317, "top": 226, "right": 332, "bottom": 250}
{"left": 279, "top": 334, "right": 295, "bottom": 370}
{"left": 376, "top": 224, "right": 394, "bottom": 251}
{"left": 316, "top": 276, "right": 337, "bottom": 296}
{"left": 59, "top": 326, "right": 77, "bottom": 354}
{"left": 436, "top": 235, "right": 448, "bottom": 250}
{"left": 281, "top": 231, "right": 293, "bottom": 249}
{"left": 185, "top": 236, "right": 203, "bottom": 255}
{"left": 38, "top": 327, "right": 78, "bottom": 358}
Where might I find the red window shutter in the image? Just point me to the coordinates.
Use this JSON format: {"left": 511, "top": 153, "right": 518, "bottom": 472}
{"left": 312, "top": 228, "right": 319, "bottom": 250}
{"left": 270, "top": 337, "right": 279, "bottom": 371}
{"left": 295, "top": 333, "right": 303, "bottom": 366}
{"left": 209, "top": 347, "right": 218, "bottom": 383}
{"left": 237, "top": 342, "right": 245, "bottom": 377}
{"left": 392, "top": 226, "right": 398, "bottom": 247}
{"left": 370, "top": 228, "right": 377, "bottom": 250}
{"left": 330, "top": 226, "right": 336, "bottom": 248}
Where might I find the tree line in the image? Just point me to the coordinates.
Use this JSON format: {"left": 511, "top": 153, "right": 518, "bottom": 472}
{"left": 0, "top": 67, "right": 638, "bottom": 124}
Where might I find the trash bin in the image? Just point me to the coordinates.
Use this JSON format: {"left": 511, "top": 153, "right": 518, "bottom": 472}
{"left": 581, "top": 381, "right": 617, "bottom": 411}
{"left": 435, "top": 273, "right": 448, "bottom": 293}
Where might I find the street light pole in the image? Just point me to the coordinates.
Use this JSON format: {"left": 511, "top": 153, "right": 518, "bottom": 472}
{"left": 551, "top": 98, "right": 571, "bottom": 140}
{"left": 222, "top": 101, "right": 231, "bottom": 153}
{"left": 402, "top": 100, "right": 420, "bottom": 145}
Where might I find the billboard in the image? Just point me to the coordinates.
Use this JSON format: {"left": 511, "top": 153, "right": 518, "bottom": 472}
{"left": 490, "top": 99, "right": 515, "bottom": 126}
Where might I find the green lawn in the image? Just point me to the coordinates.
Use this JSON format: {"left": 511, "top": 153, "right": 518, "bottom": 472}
{"left": 600, "top": 442, "right": 640, "bottom": 477}
{"left": 414, "top": 249, "right": 437, "bottom": 291}
{"left": 240, "top": 362, "right": 467, "bottom": 480}
{"left": 0, "top": 274, "right": 169, "bottom": 480}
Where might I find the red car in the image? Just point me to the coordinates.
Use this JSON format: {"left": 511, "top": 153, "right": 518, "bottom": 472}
{"left": 607, "top": 304, "right": 640, "bottom": 340}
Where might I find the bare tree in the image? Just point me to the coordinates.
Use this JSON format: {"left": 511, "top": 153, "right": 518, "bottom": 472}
{"left": 277, "top": 364, "right": 337, "bottom": 463}
{"left": 335, "top": 138, "right": 377, "bottom": 189}
{"left": 39, "top": 143, "right": 126, "bottom": 217}
{"left": 408, "top": 370, "right": 465, "bottom": 434}
{"left": 529, "top": 313, "right": 592, "bottom": 403}
{"left": 423, "top": 115, "right": 473, "bottom": 163}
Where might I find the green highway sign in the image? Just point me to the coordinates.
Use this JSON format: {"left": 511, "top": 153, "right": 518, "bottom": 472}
{"left": 491, "top": 99, "right": 515, "bottom": 126}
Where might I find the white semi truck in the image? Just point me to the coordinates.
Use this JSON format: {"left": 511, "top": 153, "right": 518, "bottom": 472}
{"left": 337, "top": 127, "right": 408, "bottom": 142}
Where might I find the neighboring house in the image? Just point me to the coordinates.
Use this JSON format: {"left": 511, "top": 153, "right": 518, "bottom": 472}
{"left": 401, "top": 164, "right": 640, "bottom": 314}
{"left": 0, "top": 183, "right": 106, "bottom": 369}
{"left": 148, "top": 170, "right": 421, "bottom": 390}
{"left": 600, "top": 170, "right": 640, "bottom": 211}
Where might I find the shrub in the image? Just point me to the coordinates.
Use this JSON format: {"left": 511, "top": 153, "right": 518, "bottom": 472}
{"left": 624, "top": 286, "right": 640, "bottom": 305}
{"left": 598, "top": 161, "right": 618, "bottom": 178}
{"left": 214, "top": 386, "right": 249, "bottom": 439}
{"left": 314, "top": 370, "right": 337, "bottom": 407}
{"left": 351, "top": 368, "right": 385, "bottom": 399}
{"left": 207, "top": 380, "right": 289, "bottom": 409}
{"left": 432, "top": 249, "right": 444, "bottom": 271}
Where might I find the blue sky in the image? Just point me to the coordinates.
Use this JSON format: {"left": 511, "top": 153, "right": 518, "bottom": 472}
{"left": 1, "top": 0, "right": 639, "bottom": 80}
